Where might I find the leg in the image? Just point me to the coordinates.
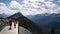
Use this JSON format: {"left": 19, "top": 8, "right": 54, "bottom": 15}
{"left": 14, "top": 23, "right": 16, "bottom": 28}
{"left": 9, "top": 24, "right": 12, "bottom": 30}
{"left": 14, "top": 24, "right": 16, "bottom": 28}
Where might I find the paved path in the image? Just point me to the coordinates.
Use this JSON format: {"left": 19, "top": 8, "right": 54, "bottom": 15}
{"left": 0, "top": 23, "right": 18, "bottom": 34}
{"left": 0, "top": 22, "right": 32, "bottom": 34}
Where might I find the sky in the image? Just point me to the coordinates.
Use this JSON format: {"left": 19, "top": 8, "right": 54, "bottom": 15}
{"left": 0, "top": 0, "right": 60, "bottom": 16}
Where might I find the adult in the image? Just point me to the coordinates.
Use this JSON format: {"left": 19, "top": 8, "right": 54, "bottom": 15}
{"left": 8, "top": 18, "right": 13, "bottom": 30}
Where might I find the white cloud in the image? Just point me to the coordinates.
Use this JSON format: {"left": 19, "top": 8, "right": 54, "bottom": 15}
{"left": 9, "top": 1, "right": 21, "bottom": 10}
{"left": 0, "top": 2, "right": 17, "bottom": 15}
{"left": 19, "top": 0, "right": 60, "bottom": 16}
{"left": 0, "top": 0, "right": 60, "bottom": 16}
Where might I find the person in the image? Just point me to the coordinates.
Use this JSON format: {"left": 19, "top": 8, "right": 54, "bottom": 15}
{"left": 13, "top": 19, "right": 16, "bottom": 28}
{"left": 8, "top": 18, "right": 12, "bottom": 30}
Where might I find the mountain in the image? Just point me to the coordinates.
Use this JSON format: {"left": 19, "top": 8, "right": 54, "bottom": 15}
{"left": 0, "top": 13, "right": 10, "bottom": 18}
{"left": 26, "top": 13, "right": 60, "bottom": 34}
{"left": 27, "top": 13, "right": 60, "bottom": 28}
{"left": 7, "top": 12, "right": 45, "bottom": 34}
{"left": 7, "top": 12, "right": 60, "bottom": 34}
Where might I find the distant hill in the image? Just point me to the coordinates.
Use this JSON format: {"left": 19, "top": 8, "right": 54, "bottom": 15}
{"left": 26, "top": 13, "right": 60, "bottom": 34}
{"left": 0, "top": 17, "right": 4, "bottom": 19}
{"left": 0, "top": 13, "right": 10, "bottom": 18}
{"left": 27, "top": 13, "right": 60, "bottom": 27}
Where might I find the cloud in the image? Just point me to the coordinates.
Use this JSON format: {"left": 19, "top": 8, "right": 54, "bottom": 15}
{"left": 0, "top": 2, "right": 17, "bottom": 15}
{"left": 0, "top": 0, "right": 60, "bottom": 16}
{"left": 9, "top": 0, "right": 21, "bottom": 10}
{"left": 19, "top": 0, "right": 60, "bottom": 16}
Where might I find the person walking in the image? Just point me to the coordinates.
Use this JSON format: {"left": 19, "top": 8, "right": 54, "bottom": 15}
{"left": 13, "top": 20, "right": 16, "bottom": 28}
{"left": 8, "top": 18, "right": 13, "bottom": 30}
